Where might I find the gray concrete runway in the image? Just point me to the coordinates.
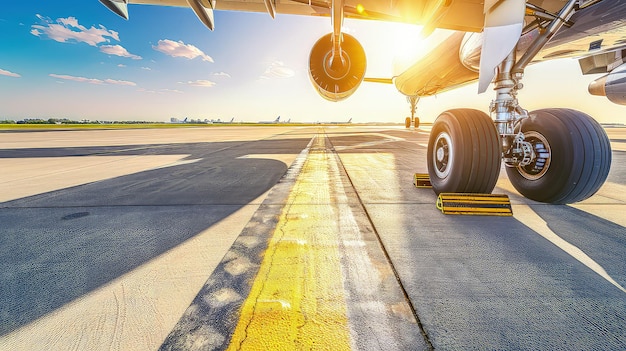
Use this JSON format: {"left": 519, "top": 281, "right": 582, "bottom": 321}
{"left": 0, "top": 126, "right": 624, "bottom": 350}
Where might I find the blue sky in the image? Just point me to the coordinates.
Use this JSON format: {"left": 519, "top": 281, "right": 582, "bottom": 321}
{"left": 1, "top": 1, "right": 624, "bottom": 123}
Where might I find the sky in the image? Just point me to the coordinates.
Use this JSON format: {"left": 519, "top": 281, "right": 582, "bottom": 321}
{"left": 1, "top": 1, "right": 625, "bottom": 123}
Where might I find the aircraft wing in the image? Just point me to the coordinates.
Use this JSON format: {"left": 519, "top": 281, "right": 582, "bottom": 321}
{"left": 111, "top": 0, "right": 488, "bottom": 33}
{"left": 101, "top": 0, "right": 626, "bottom": 106}
{"left": 102, "top": 0, "right": 523, "bottom": 99}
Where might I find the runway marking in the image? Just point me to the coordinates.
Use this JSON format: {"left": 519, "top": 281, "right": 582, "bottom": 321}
{"left": 160, "top": 131, "right": 423, "bottom": 349}
{"left": 513, "top": 204, "right": 626, "bottom": 293}
{"left": 159, "top": 136, "right": 319, "bottom": 350}
{"left": 328, "top": 150, "right": 422, "bottom": 349}
{"left": 226, "top": 135, "right": 352, "bottom": 350}
{"left": 334, "top": 139, "right": 399, "bottom": 151}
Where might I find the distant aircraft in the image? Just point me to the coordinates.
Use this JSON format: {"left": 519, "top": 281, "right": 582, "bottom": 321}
{"left": 99, "top": 0, "right": 623, "bottom": 205}
{"left": 212, "top": 117, "right": 235, "bottom": 124}
{"left": 259, "top": 116, "right": 281, "bottom": 124}
{"left": 329, "top": 118, "right": 352, "bottom": 125}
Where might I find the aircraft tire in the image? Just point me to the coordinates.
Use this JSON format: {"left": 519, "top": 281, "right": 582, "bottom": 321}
{"left": 405, "top": 117, "right": 411, "bottom": 128}
{"left": 427, "top": 109, "right": 501, "bottom": 194}
{"left": 505, "top": 108, "right": 611, "bottom": 204}
{"left": 414, "top": 117, "right": 420, "bottom": 129}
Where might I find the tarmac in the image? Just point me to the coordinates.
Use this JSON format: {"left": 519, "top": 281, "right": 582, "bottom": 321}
{"left": 1, "top": 125, "right": 625, "bottom": 350}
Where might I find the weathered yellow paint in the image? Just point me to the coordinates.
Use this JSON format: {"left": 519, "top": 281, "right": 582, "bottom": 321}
{"left": 227, "top": 135, "right": 352, "bottom": 350}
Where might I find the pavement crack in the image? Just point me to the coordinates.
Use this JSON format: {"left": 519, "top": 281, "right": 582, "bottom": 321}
{"left": 235, "top": 137, "right": 313, "bottom": 350}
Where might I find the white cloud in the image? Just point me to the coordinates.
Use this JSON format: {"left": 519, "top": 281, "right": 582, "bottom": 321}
{"left": 153, "top": 39, "right": 213, "bottom": 62}
{"left": 100, "top": 44, "right": 142, "bottom": 60}
{"left": 260, "top": 61, "right": 295, "bottom": 79}
{"left": 49, "top": 73, "right": 136, "bottom": 86}
{"left": 31, "top": 15, "right": 119, "bottom": 47}
{"left": 50, "top": 73, "right": 101, "bottom": 84}
{"left": 117, "top": 64, "right": 126, "bottom": 68}
{"left": 103, "top": 78, "right": 136, "bottom": 86}
{"left": 138, "top": 88, "right": 184, "bottom": 94}
{"left": 0, "top": 68, "right": 21, "bottom": 78}
{"left": 161, "top": 88, "right": 184, "bottom": 94}
{"left": 141, "top": 67, "right": 151, "bottom": 70}
{"left": 180, "top": 79, "right": 216, "bottom": 87}
{"left": 213, "top": 72, "right": 231, "bottom": 78}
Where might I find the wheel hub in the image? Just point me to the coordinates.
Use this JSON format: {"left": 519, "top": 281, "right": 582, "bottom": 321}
{"left": 433, "top": 132, "right": 453, "bottom": 178}
{"left": 515, "top": 131, "right": 551, "bottom": 181}
{"left": 436, "top": 147, "right": 445, "bottom": 162}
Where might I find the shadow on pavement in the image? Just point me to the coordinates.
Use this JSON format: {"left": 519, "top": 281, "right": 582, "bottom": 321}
{"left": 0, "top": 137, "right": 309, "bottom": 335}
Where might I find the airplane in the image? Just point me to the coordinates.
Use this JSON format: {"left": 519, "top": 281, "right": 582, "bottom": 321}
{"left": 329, "top": 117, "right": 353, "bottom": 124}
{"left": 212, "top": 117, "right": 236, "bottom": 124}
{"left": 259, "top": 116, "right": 282, "bottom": 124}
{"left": 98, "top": 0, "right": 625, "bottom": 205}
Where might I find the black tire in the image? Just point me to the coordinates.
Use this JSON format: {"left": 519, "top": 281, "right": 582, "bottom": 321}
{"left": 427, "top": 109, "right": 501, "bottom": 194}
{"left": 414, "top": 117, "right": 420, "bottom": 129}
{"left": 505, "top": 108, "right": 611, "bottom": 204}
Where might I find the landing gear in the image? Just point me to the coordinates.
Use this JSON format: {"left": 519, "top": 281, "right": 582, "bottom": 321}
{"left": 505, "top": 109, "right": 611, "bottom": 204}
{"left": 405, "top": 96, "right": 420, "bottom": 129}
{"left": 427, "top": 109, "right": 501, "bottom": 194}
{"left": 405, "top": 116, "right": 420, "bottom": 129}
{"left": 423, "top": 0, "right": 612, "bottom": 204}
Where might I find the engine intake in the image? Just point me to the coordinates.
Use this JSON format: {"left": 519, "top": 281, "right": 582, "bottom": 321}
{"left": 309, "top": 33, "right": 366, "bottom": 102}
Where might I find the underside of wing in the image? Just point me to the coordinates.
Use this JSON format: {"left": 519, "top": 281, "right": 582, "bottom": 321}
{"left": 127, "top": 0, "right": 487, "bottom": 31}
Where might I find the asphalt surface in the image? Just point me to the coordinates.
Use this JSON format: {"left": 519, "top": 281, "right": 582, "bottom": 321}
{"left": 0, "top": 125, "right": 624, "bottom": 350}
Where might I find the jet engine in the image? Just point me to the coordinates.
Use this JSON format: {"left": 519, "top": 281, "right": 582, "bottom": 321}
{"left": 588, "top": 63, "right": 626, "bottom": 105}
{"left": 309, "top": 33, "right": 366, "bottom": 102}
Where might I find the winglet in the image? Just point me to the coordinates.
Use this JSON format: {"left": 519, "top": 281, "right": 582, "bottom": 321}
{"left": 99, "top": 0, "right": 129, "bottom": 20}
{"left": 478, "top": 0, "right": 525, "bottom": 93}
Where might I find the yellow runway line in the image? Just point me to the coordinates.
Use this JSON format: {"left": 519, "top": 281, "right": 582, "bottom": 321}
{"left": 227, "top": 135, "right": 351, "bottom": 350}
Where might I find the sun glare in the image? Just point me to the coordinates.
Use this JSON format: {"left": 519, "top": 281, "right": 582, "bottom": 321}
{"left": 347, "top": 20, "right": 427, "bottom": 77}
{"left": 389, "top": 24, "right": 428, "bottom": 75}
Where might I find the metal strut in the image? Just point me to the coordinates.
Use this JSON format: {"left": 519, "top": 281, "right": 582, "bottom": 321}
{"left": 407, "top": 95, "right": 419, "bottom": 120}
{"left": 330, "top": 0, "right": 345, "bottom": 71}
{"left": 491, "top": 0, "right": 579, "bottom": 166}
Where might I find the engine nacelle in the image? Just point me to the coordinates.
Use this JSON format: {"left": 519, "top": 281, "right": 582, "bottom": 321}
{"left": 588, "top": 63, "right": 626, "bottom": 105}
{"left": 309, "top": 33, "right": 366, "bottom": 102}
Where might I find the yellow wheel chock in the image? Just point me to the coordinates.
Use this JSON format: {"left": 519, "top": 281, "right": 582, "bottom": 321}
{"left": 413, "top": 173, "right": 432, "bottom": 188}
{"left": 413, "top": 173, "right": 512, "bottom": 216}
{"left": 436, "top": 193, "right": 513, "bottom": 216}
